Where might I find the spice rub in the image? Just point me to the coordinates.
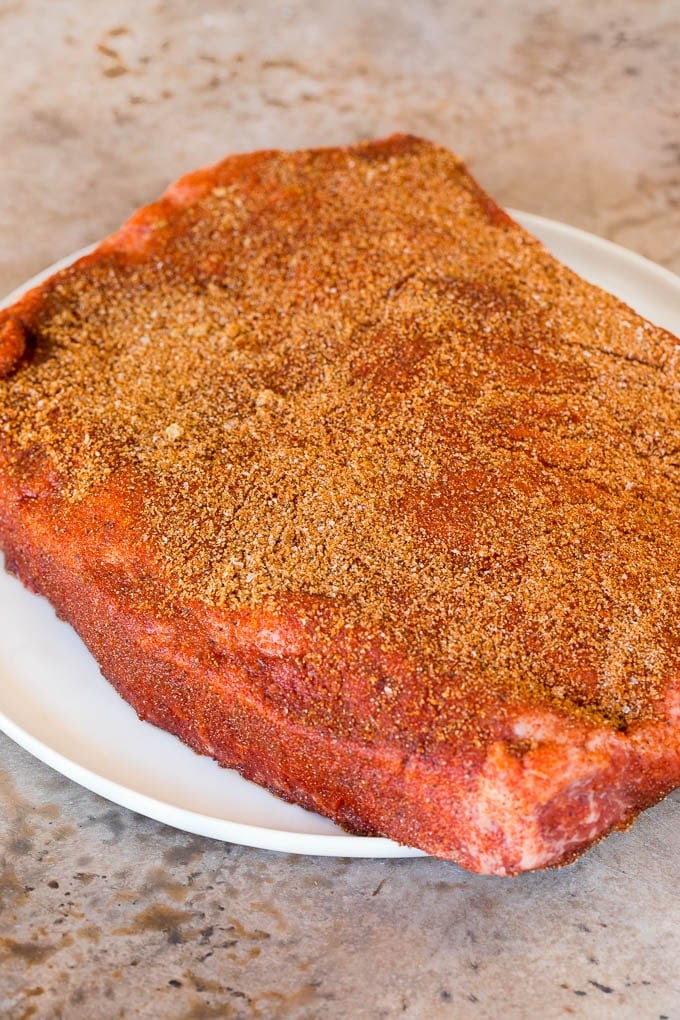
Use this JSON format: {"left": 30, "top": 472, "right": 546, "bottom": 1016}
{"left": 0, "top": 135, "right": 679, "bottom": 873}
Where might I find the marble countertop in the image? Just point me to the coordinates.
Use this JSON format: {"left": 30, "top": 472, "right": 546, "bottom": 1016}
{"left": 1, "top": 1, "right": 679, "bottom": 1016}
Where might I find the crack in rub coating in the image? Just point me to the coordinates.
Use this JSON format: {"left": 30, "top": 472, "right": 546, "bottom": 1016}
{"left": 1, "top": 134, "right": 679, "bottom": 874}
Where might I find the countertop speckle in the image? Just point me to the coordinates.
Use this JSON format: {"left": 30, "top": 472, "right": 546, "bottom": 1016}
{"left": 1, "top": 1, "right": 680, "bottom": 1017}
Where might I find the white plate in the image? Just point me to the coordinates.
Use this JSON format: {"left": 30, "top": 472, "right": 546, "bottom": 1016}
{"left": 0, "top": 212, "right": 678, "bottom": 857}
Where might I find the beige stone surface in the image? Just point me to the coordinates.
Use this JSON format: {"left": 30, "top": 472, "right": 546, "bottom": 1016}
{"left": 1, "top": 1, "right": 679, "bottom": 1017}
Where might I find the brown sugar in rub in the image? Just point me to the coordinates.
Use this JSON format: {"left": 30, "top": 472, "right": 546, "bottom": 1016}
{"left": 0, "top": 134, "right": 679, "bottom": 874}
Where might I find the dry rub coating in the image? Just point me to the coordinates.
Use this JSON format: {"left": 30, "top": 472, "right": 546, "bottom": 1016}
{"left": 0, "top": 134, "right": 679, "bottom": 874}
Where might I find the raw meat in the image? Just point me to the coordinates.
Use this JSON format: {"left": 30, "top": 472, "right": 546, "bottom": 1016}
{"left": 0, "top": 135, "right": 679, "bottom": 874}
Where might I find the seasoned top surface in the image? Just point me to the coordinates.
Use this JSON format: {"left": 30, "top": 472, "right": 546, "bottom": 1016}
{"left": 0, "top": 134, "right": 679, "bottom": 731}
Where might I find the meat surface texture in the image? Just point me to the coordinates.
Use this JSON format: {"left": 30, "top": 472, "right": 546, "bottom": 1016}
{"left": 0, "top": 134, "right": 679, "bottom": 875}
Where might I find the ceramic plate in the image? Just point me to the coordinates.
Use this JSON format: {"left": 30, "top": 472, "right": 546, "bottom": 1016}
{"left": 0, "top": 212, "right": 678, "bottom": 856}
